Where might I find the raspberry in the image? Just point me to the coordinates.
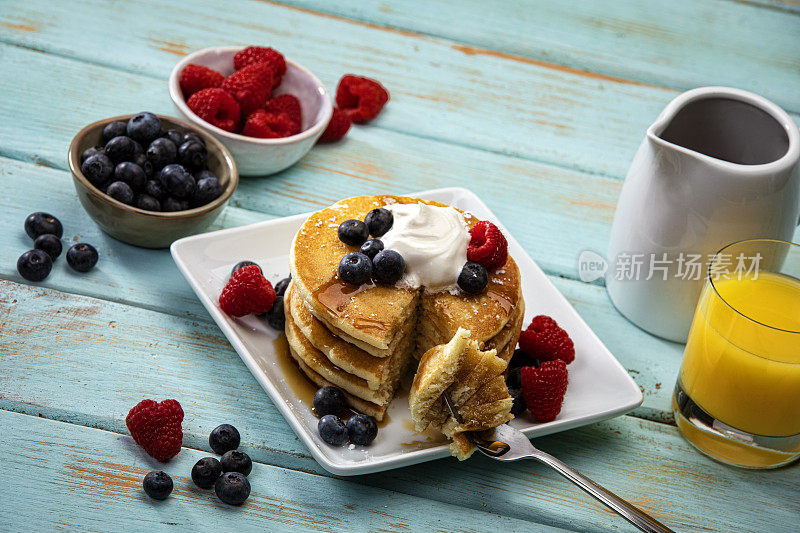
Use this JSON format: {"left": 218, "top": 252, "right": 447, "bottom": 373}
{"left": 265, "top": 94, "right": 302, "bottom": 132}
{"left": 126, "top": 399, "right": 184, "bottom": 462}
{"left": 187, "top": 88, "right": 241, "bottom": 132}
{"left": 221, "top": 63, "right": 274, "bottom": 116}
{"left": 242, "top": 109, "right": 298, "bottom": 138}
{"left": 335, "top": 75, "right": 389, "bottom": 123}
{"left": 233, "top": 46, "right": 286, "bottom": 88}
{"left": 518, "top": 315, "right": 575, "bottom": 364}
{"left": 521, "top": 360, "right": 568, "bottom": 422}
{"left": 467, "top": 221, "right": 508, "bottom": 270}
{"left": 318, "top": 107, "right": 351, "bottom": 142}
{"left": 179, "top": 64, "right": 225, "bottom": 99}
{"left": 219, "top": 264, "right": 277, "bottom": 316}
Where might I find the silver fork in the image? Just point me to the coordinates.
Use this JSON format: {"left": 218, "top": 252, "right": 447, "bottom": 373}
{"left": 443, "top": 393, "right": 674, "bottom": 533}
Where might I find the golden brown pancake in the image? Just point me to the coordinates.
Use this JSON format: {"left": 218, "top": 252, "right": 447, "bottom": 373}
{"left": 290, "top": 195, "right": 523, "bottom": 353}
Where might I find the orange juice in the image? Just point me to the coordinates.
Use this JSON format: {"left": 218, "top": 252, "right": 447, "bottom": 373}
{"left": 679, "top": 272, "right": 800, "bottom": 438}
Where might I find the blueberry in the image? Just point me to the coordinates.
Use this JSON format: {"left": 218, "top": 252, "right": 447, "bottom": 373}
{"left": 509, "top": 348, "right": 535, "bottom": 370}
{"left": 24, "top": 212, "right": 63, "bottom": 239}
{"left": 191, "top": 176, "right": 222, "bottom": 207}
{"left": 359, "top": 239, "right": 383, "bottom": 260}
{"left": 318, "top": 415, "right": 348, "bottom": 446}
{"left": 338, "top": 252, "right": 372, "bottom": 285}
{"left": 106, "top": 181, "right": 134, "bottom": 204}
{"left": 81, "top": 145, "right": 104, "bottom": 164}
{"left": 127, "top": 112, "right": 161, "bottom": 145}
{"left": 509, "top": 388, "right": 527, "bottom": 416}
{"left": 132, "top": 153, "right": 154, "bottom": 179}
{"left": 183, "top": 132, "right": 205, "bottom": 146}
{"left": 458, "top": 261, "right": 488, "bottom": 294}
{"left": 337, "top": 219, "right": 369, "bottom": 246}
{"left": 274, "top": 276, "right": 291, "bottom": 297}
{"left": 162, "top": 197, "right": 188, "bottom": 212}
{"left": 220, "top": 450, "right": 252, "bottom": 476}
{"left": 131, "top": 140, "right": 144, "bottom": 156}
{"left": 143, "top": 471, "right": 173, "bottom": 500}
{"left": 364, "top": 208, "right": 393, "bottom": 237}
{"left": 104, "top": 135, "right": 137, "bottom": 163}
{"left": 264, "top": 295, "right": 285, "bottom": 330}
{"left": 114, "top": 162, "right": 146, "bottom": 191}
{"left": 135, "top": 194, "right": 161, "bottom": 211}
{"left": 17, "top": 249, "right": 52, "bottom": 281}
{"left": 313, "top": 386, "right": 347, "bottom": 416}
{"left": 66, "top": 243, "right": 98, "bottom": 272}
{"left": 231, "top": 261, "right": 261, "bottom": 277}
{"left": 144, "top": 180, "right": 166, "bottom": 200}
{"left": 102, "top": 121, "right": 128, "bottom": 143}
{"left": 194, "top": 169, "right": 216, "bottom": 181}
{"left": 178, "top": 140, "right": 207, "bottom": 170}
{"left": 81, "top": 153, "right": 114, "bottom": 186}
{"left": 209, "top": 424, "right": 241, "bottom": 455}
{"left": 162, "top": 129, "right": 184, "bottom": 147}
{"left": 159, "top": 164, "right": 196, "bottom": 199}
{"left": 346, "top": 413, "right": 378, "bottom": 446}
{"left": 146, "top": 138, "right": 177, "bottom": 170}
{"left": 372, "top": 249, "right": 405, "bottom": 284}
{"left": 214, "top": 472, "right": 250, "bottom": 506}
{"left": 191, "top": 457, "right": 222, "bottom": 489}
{"left": 34, "top": 234, "right": 62, "bottom": 260}
{"left": 506, "top": 367, "right": 522, "bottom": 390}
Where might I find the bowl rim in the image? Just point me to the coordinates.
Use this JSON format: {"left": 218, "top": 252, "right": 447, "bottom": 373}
{"left": 168, "top": 46, "right": 334, "bottom": 145}
{"left": 68, "top": 114, "right": 239, "bottom": 220}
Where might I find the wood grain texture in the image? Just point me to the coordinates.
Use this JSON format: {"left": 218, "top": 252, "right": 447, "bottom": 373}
{"left": 3, "top": 2, "right": 797, "bottom": 181}
{"left": 272, "top": 0, "right": 800, "bottom": 112}
{"left": 1, "top": 290, "right": 798, "bottom": 532}
{"left": 0, "top": 156, "right": 682, "bottom": 420}
{"left": 1, "top": 410, "right": 570, "bottom": 533}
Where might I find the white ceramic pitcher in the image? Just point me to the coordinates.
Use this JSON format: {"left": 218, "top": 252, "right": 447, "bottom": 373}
{"left": 606, "top": 87, "right": 800, "bottom": 343}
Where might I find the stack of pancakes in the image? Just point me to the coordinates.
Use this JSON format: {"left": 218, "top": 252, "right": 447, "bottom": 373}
{"left": 409, "top": 328, "right": 513, "bottom": 459}
{"left": 285, "top": 195, "right": 524, "bottom": 422}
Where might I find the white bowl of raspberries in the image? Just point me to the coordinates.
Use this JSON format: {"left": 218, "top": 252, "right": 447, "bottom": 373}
{"left": 169, "top": 46, "right": 333, "bottom": 176}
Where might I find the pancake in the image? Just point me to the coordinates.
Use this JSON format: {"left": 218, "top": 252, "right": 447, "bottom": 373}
{"left": 290, "top": 195, "right": 523, "bottom": 352}
{"left": 409, "top": 328, "right": 470, "bottom": 428}
{"left": 288, "top": 350, "right": 387, "bottom": 421}
{"left": 288, "top": 283, "right": 415, "bottom": 390}
{"left": 409, "top": 328, "right": 513, "bottom": 456}
{"left": 284, "top": 288, "right": 413, "bottom": 408}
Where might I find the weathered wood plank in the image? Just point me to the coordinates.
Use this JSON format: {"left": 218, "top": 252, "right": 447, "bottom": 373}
{"left": 1, "top": 410, "right": 569, "bottom": 533}
{"left": 271, "top": 0, "right": 800, "bottom": 112}
{"left": 1, "top": 291, "right": 797, "bottom": 531}
{"left": 5, "top": 2, "right": 795, "bottom": 181}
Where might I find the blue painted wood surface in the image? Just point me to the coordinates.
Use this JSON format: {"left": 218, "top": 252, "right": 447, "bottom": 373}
{"left": 0, "top": 0, "right": 798, "bottom": 530}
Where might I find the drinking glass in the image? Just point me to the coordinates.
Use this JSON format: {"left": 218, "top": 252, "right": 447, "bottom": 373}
{"left": 673, "top": 239, "right": 800, "bottom": 468}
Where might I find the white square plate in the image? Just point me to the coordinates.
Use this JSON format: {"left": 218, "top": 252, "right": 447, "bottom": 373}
{"left": 172, "top": 187, "right": 642, "bottom": 475}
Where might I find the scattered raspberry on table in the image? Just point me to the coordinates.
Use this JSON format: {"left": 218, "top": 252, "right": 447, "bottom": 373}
{"left": 126, "top": 399, "right": 184, "bottom": 462}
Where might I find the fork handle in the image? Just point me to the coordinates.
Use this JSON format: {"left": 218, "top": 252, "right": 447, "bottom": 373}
{"left": 528, "top": 450, "right": 674, "bottom": 533}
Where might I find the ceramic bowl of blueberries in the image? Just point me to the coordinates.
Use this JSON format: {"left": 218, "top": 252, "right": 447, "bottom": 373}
{"left": 68, "top": 113, "right": 238, "bottom": 249}
{"left": 168, "top": 46, "right": 333, "bottom": 177}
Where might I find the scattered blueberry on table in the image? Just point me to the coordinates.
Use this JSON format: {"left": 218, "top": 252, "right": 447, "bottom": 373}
{"left": 215, "top": 472, "right": 251, "bottom": 506}
{"left": 318, "top": 414, "right": 349, "bottom": 446}
{"left": 209, "top": 423, "right": 241, "bottom": 455}
{"left": 16, "top": 213, "right": 98, "bottom": 282}
{"left": 143, "top": 471, "right": 173, "bottom": 501}
{"left": 191, "top": 457, "right": 223, "bottom": 490}
{"left": 221, "top": 450, "right": 252, "bottom": 476}
{"left": 66, "top": 243, "right": 99, "bottom": 273}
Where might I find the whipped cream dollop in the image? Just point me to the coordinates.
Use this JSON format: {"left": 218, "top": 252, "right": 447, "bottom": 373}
{"left": 380, "top": 202, "right": 470, "bottom": 292}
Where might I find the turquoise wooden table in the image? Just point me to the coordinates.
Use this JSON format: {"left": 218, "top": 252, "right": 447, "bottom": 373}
{"left": 1, "top": 1, "right": 799, "bottom": 530}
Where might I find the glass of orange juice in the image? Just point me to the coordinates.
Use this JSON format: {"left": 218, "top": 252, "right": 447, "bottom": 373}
{"left": 674, "top": 239, "right": 800, "bottom": 469}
